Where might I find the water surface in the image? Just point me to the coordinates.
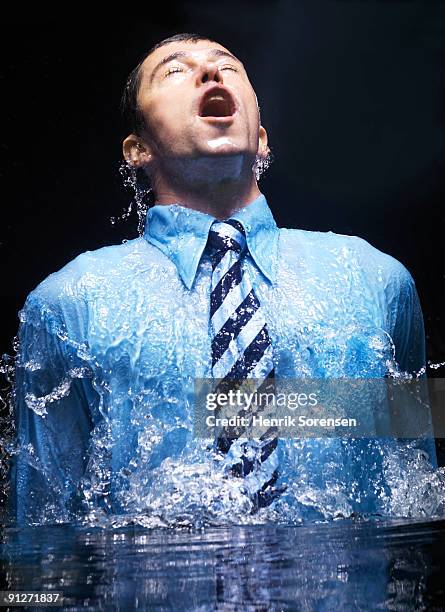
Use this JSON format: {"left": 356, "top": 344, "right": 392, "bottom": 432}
{"left": 1, "top": 517, "right": 444, "bottom": 610}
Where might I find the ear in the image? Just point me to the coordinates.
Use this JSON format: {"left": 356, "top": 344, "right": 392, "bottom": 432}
{"left": 122, "top": 134, "right": 152, "bottom": 168}
{"left": 257, "top": 125, "right": 270, "bottom": 159}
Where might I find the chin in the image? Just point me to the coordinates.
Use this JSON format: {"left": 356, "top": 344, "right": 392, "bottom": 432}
{"left": 200, "top": 137, "right": 244, "bottom": 156}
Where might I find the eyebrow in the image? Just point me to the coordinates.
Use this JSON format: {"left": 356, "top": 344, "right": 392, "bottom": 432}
{"left": 149, "top": 49, "right": 243, "bottom": 85}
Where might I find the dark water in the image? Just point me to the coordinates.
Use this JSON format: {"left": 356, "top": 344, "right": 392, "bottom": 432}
{"left": 1, "top": 518, "right": 444, "bottom": 611}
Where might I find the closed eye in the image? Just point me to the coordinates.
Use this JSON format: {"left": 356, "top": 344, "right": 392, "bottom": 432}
{"left": 219, "top": 64, "right": 238, "bottom": 72}
{"left": 164, "top": 66, "right": 184, "bottom": 77}
{"left": 164, "top": 63, "right": 238, "bottom": 79}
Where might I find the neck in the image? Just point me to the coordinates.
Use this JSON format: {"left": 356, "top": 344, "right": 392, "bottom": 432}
{"left": 151, "top": 156, "right": 261, "bottom": 220}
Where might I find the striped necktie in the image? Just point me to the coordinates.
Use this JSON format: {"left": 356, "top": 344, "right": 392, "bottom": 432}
{"left": 207, "top": 218, "right": 282, "bottom": 510}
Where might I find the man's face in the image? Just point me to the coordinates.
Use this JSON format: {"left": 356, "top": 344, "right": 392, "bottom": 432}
{"left": 135, "top": 39, "right": 267, "bottom": 164}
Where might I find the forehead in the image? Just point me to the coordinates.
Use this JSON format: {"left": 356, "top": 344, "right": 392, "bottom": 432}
{"left": 140, "top": 40, "right": 243, "bottom": 81}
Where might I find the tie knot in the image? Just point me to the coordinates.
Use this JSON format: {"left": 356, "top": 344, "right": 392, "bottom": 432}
{"left": 207, "top": 219, "right": 247, "bottom": 255}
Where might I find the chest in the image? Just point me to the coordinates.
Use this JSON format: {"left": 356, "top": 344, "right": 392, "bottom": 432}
{"left": 86, "top": 256, "right": 390, "bottom": 383}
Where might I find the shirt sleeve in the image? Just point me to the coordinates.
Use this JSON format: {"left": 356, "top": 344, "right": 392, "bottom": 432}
{"left": 390, "top": 264, "right": 426, "bottom": 377}
{"left": 10, "top": 289, "right": 100, "bottom": 525}
{"left": 388, "top": 263, "right": 438, "bottom": 466}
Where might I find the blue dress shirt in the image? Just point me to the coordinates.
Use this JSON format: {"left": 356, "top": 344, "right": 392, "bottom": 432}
{"left": 10, "top": 193, "right": 437, "bottom": 525}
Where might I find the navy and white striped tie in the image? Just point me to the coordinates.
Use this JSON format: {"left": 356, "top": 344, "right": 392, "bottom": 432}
{"left": 207, "top": 218, "right": 281, "bottom": 510}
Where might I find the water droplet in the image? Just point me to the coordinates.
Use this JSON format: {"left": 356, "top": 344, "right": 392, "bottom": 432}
{"left": 109, "top": 161, "right": 153, "bottom": 236}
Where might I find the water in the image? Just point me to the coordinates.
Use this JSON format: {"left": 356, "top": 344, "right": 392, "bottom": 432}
{"left": 1, "top": 517, "right": 445, "bottom": 610}
{"left": 2, "top": 258, "right": 445, "bottom": 525}
{"left": 109, "top": 162, "right": 153, "bottom": 235}
{"left": 1, "top": 171, "right": 445, "bottom": 608}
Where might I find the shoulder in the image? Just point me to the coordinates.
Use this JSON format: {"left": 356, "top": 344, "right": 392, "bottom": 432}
{"left": 338, "top": 233, "right": 416, "bottom": 298}
{"left": 279, "top": 227, "right": 414, "bottom": 289}
{"left": 23, "top": 238, "right": 150, "bottom": 317}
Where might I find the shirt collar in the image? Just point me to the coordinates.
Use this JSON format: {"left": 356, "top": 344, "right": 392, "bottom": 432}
{"left": 143, "top": 193, "right": 279, "bottom": 290}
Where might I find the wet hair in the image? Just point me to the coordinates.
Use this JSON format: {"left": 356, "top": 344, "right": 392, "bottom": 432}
{"left": 121, "top": 33, "right": 216, "bottom": 136}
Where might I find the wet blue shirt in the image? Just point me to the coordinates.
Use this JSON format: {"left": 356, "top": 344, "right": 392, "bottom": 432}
{"left": 10, "top": 193, "right": 437, "bottom": 525}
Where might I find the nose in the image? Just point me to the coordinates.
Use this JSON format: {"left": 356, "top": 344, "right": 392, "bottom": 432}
{"left": 196, "top": 62, "right": 223, "bottom": 85}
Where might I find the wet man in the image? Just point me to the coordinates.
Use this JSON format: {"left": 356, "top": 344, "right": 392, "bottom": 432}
{"left": 11, "top": 33, "right": 437, "bottom": 525}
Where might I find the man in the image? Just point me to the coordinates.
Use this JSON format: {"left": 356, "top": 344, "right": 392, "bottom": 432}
{"left": 10, "top": 33, "right": 437, "bottom": 525}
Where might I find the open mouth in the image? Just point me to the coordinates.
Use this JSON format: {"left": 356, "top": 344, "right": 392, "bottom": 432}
{"left": 198, "top": 87, "right": 236, "bottom": 118}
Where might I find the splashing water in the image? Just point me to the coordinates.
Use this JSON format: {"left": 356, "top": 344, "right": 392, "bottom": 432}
{"left": 0, "top": 350, "right": 16, "bottom": 516}
{"left": 1, "top": 323, "right": 445, "bottom": 527}
{"left": 1, "top": 190, "right": 445, "bottom": 529}
{"left": 428, "top": 360, "right": 445, "bottom": 370}
{"left": 110, "top": 161, "right": 152, "bottom": 236}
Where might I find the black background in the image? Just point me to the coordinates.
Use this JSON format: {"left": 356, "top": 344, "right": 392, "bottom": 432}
{"left": 1, "top": 1, "right": 444, "bottom": 373}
